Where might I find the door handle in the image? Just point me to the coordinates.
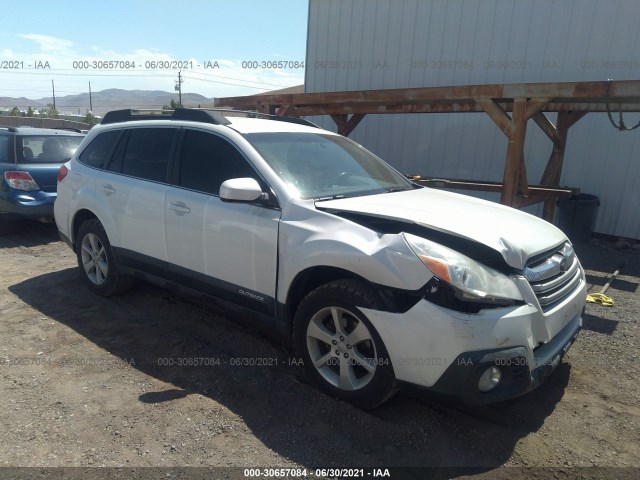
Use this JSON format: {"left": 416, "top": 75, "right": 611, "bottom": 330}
{"left": 169, "top": 202, "right": 191, "bottom": 214}
{"left": 100, "top": 184, "right": 116, "bottom": 195}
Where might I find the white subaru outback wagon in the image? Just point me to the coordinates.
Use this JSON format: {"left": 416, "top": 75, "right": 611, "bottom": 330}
{"left": 55, "top": 108, "right": 586, "bottom": 408}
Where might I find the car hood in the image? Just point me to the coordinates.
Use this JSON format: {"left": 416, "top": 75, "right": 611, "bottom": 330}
{"left": 316, "top": 188, "right": 567, "bottom": 270}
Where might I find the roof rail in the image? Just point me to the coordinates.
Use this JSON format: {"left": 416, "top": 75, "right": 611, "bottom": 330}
{"left": 53, "top": 127, "right": 84, "bottom": 133}
{"left": 100, "top": 107, "right": 320, "bottom": 129}
{"left": 208, "top": 108, "right": 320, "bottom": 128}
{"left": 0, "top": 125, "right": 18, "bottom": 132}
{"left": 101, "top": 108, "right": 231, "bottom": 126}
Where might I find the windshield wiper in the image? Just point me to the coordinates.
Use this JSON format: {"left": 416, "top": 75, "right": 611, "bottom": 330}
{"left": 315, "top": 194, "right": 347, "bottom": 202}
{"left": 385, "top": 187, "right": 407, "bottom": 193}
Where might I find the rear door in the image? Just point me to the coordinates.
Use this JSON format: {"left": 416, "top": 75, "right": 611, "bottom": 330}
{"left": 94, "top": 127, "right": 178, "bottom": 269}
{"left": 164, "top": 128, "right": 281, "bottom": 314}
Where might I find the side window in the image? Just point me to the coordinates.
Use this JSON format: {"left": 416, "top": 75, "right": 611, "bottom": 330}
{"left": 78, "top": 130, "right": 120, "bottom": 169}
{"left": 178, "top": 130, "right": 257, "bottom": 195}
{"left": 0, "top": 136, "right": 9, "bottom": 163}
{"left": 121, "top": 128, "right": 177, "bottom": 182}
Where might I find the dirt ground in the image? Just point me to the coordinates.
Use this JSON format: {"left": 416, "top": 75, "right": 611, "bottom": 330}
{"left": 0, "top": 220, "right": 638, "bottom": 480}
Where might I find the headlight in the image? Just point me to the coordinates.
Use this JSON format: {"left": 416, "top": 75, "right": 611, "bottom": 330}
{"left": 403, "top": 233, "right": 523, "bottom": 304}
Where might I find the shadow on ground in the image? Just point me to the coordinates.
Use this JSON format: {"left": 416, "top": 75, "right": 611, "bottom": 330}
{"left": 0, "top": 220, "right": 60, "bottom": 249}
{"left": 9, "top": 268, "right": 572, "bottom": 477}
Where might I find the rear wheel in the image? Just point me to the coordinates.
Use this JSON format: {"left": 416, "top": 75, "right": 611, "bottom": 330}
{"left": 76, "top": 219, "right": 133, "bottom": 296}
{"left": 293, "top": 279, "right": 396, "bottom": 409}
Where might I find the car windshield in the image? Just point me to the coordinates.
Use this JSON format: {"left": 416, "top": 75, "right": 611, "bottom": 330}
{"left": 245, "top": 132, "right": 413, "bottom": 199}
{"left": 17, "top": 135, "right": 84, "bottom": 164}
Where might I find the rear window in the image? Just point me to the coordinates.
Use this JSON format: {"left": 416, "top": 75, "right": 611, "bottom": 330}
{"left": 17, "top": 135, "right": 83, "bottom": 164}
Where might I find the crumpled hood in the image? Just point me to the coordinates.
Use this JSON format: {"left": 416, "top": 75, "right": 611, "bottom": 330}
{"left": 316, "top": 188, "right": 567, "bottom": 270}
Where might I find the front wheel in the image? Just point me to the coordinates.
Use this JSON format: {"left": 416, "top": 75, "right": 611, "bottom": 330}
{"left": 293, "top": 279, "right": 396, "bottom": 409}
{"left": 76, "top": 219, "right": 133, "bottom": 296}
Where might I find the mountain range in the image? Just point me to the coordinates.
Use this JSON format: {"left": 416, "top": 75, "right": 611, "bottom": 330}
{"left": 0, "top": 89, "right": 215, "bottom": 116}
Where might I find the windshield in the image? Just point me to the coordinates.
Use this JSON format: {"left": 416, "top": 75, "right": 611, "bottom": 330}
{"left": 245, "top": 132, "right": 414, "bottom": 199}
{"left": 17, "top": 135, "right": 84, "bottom": 164}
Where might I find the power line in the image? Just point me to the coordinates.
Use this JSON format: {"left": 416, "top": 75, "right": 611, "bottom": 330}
{"left": 0, "top": 68, "right": 296, "bottom": 88}
{"left": 0, "top": 69, "right": 298, "bottom": 89}
{"left": 0, "top": 70, "right": 176, "bottom": 78}
{"left": 182, "top": 70, "right": 292, "bottom": 88}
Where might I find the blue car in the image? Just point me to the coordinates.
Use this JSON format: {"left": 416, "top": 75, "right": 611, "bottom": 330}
{"left": 0, "top": 126, "right": 85, "bottom": 234}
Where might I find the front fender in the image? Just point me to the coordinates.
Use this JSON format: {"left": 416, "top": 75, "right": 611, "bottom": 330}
{"left": 277, "top": 203, "right": 431, "bottom": 302}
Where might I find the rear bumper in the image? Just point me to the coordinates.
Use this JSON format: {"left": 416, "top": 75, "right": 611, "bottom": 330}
{"left": 0, "top": 190, "right": 56, "bottom": 219}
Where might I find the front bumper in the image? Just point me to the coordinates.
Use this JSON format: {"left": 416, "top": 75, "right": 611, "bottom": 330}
{"left": 359, "top": 277, "right": 586, "bottom": 404}
{"left": 0, "top": 190, "right": 56, "bottom": 219}
{"left": 413, "top": 313, "right": 581, "bottom": 405}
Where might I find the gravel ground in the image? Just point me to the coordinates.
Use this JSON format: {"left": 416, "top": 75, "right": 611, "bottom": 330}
{"left": 0, "top": 221, "right": 638, "bottom": 480}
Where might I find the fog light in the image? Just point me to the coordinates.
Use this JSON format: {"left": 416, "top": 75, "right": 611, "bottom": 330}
{"left": 478, "top": 366, "right": 502, "bottom": 392}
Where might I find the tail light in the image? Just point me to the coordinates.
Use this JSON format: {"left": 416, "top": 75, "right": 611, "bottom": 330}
{"left": 57, "top": 164, "right": 69, "bottom": 184}
{"left": 3, "top": 171, "right": 40, "bottom": 191}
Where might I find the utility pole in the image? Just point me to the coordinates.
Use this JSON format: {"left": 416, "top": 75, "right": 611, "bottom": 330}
{"left": 175, "top": 70, "right": 183, "bottom": 107}
{"left": 89, "top": 81, "right": 93, "bottom": 112}
{"left": 51, "top": 80, "right": 56, "bottom": 110}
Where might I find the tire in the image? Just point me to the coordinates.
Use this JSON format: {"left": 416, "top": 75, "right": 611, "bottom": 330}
{"left": 76, "top": 219, "right": 133, "bottom": 296}
{"left": 293, "top": 279, "right": 397, "bottom": 409}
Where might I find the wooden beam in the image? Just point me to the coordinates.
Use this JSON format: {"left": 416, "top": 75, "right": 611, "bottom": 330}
{"left": 518, "top": 153, "right": 529, "bottom": 197}
{"left": 525, "top": 98, "right": 551, "bottom": 119}
{"left": 276, "top": 104, "right": 293, "bottom": 116}
{"left": 540, "top": 112, "right": 571, "bottom": 186}
{"left": 532, "top": 112, "right": 562, "bottom": 148}
{"left": 501, "top": 98, "right": 527, "bottom": 206}
{"left": 215, "top": 80, "right": 640, "bottom": 109}
{"left": 342, "top": 114, "right": 365, "bottom": 136}
{"left": 330, "top": 114, "right": 347, "bottom": 134}
{"left": 567, "top": 111, "right": 588, "bottom": 128}
{"left": 540, "top": 111, "right": 572, "bottom": 221}
{"left": 331, "top": 114, "right": 365, "bottom": 136}
{"left": 216, "top": 101, "right": 640, "bottom": 115}
{"left": 477, "top": 98, "right": 511, "bottom": 137}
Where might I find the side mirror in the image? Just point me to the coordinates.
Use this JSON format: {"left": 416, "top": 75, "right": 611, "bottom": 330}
{"left": 219, "top": 177, "right": 265, "bottom": 202}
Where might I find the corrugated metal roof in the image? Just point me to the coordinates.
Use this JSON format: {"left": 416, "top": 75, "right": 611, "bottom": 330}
{"left": 306, "top": 0, "right": 640, "bottom": 239}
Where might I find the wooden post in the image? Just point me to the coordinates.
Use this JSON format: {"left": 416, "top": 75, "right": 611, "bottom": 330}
{"left": 539, "top": 111, "right": 587, "bottom": 221}
{"left": 500, "top": 98, "right": 527, "bottom": 206}
{"left": 330, "top": 114, "right": 365, "bottom": 136}
{"left": 261, "top": 104, "right": 275, "bottom": 115}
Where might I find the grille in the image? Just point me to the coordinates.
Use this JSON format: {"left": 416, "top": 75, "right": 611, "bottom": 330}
{"left": 524, "top": 243, "right": 583, "bottom": 311}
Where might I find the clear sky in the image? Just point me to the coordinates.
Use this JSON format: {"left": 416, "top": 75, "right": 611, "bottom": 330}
{"left": 0, "top": 0, "right": 308, "bottom": 101}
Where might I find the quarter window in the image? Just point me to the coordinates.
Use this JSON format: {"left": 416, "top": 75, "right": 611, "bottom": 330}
{"left": 178, "top": 130, "right": 257, "bottom": 195}
{"left": 78, "top": 130, "right": 120, "bottom": 169}
{"left": 121, "top": 128, "right": 177, "bottom": 182}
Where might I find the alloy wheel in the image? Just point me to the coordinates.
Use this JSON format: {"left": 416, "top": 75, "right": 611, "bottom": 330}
{"left": 80, "top": 233, "right": 109, "bottom": 285}
{"left": 306, "top": 306, "right": 378, "bottom": 391}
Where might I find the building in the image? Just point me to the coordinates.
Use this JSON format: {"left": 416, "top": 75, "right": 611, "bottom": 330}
{"left": 304, "top": 0, "right": 640, "bottom": 239}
